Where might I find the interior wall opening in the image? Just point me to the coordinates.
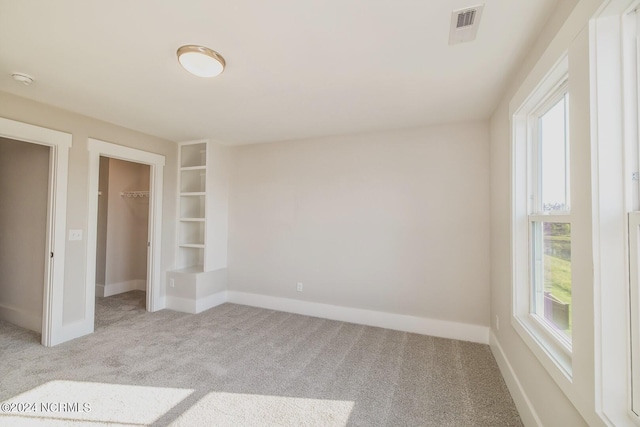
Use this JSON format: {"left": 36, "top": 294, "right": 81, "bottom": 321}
{"left": 0, "top": 137, "right": 50, "bottom": 338}
{"left": 94, "top": 156, "right": 150, "bottom": 329}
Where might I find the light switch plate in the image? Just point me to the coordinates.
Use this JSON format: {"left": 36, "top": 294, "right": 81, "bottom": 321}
{"left": 68, "top": 229, "right": 83, "bottom": 241}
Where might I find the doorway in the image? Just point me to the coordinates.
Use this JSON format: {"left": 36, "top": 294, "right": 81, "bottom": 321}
{"left": 86, "top": 138, "right": 165, "bottom": 332}
{"left": 94, "top": 156, "right": 150, "bottom": 328}
{"left": 0, "top": 117, "right": 71, "bottom": 347}
{"left": 0, "top": 137, "right": 50, "bottom": 336}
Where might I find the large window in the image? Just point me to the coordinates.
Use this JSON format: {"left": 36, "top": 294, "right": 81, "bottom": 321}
{"left": 512, "top": 57, "right": 572, "bottom": 376}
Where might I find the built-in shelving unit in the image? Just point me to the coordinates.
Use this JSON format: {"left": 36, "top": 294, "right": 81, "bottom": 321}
{"left": 177, "top": 141, "right": 207, "bottom": 271}
{"left": 167, "top": 139, "right": 229, "bottom": 315}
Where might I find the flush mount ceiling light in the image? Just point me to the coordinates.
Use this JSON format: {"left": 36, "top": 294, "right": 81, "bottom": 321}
{"left": 177, "top": 45, "right": 225, "bottom": 78}
{"left": 12, "top": 73, "right": 33, "bottom": 85}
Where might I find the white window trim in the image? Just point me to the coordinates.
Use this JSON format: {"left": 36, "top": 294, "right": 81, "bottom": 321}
{"left": 591, "top": 0, "right": 640, "bottom": 425}
{"left": 511, "top": 55, "right": 574, "bottom": 384}
{"left": 629, "top": 3, "right": 640, "bottom": 422}
{"left": 630, "top": 212, "right": 640, "bottom": 419}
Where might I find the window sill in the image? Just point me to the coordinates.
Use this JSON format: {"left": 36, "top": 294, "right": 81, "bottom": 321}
{"left": 512, "top": 313, "right": 573, "bottom": 385}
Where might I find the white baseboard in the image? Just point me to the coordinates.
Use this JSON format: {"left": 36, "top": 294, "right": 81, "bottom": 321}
{"left": 490, "top": 330, "right": 541, "bottom": 427}
{"left": 166, "top": 291, "right": 228, "bottom": 314}
{"left": 0, "top": 303, "right": 42, "bottom": 333}
{"left": 166, "top": 295, "right": 196, "bottom": 314}
{"left": 99, "top": 280, "right": 146, "bottom": 298}
{"left": 195, "top": 291, "right": 228, "bottom": 313}
{"left": 50, "top": 318, "right": 94, "bottom": 347}
{"left": 226, "top": 291, "right": 490, "bottom": 344}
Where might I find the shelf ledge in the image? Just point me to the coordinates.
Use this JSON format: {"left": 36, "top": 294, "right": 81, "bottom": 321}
{"left": 180, "top": 165, "right": 206, "bottom": 171}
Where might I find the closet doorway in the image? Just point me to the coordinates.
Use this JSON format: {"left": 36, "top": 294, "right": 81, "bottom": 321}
{"left": 86, "top": 138, "right": 165, "bottom": 335}
{"left": 94, "top": 156, "right": 150, "bottom": 327}
{"left": 0, "top": 118, "right": 71, "bottom": 346}
{"left": 0, "top": 137, "right": 50, "bottom": 335}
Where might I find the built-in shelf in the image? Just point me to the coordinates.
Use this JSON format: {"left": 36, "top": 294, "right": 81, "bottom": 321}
{"left": 176, "top": 140, "right": 208, "bottom": 271}
{"left": 181, "top": 142, "right": 207, "bottom": 168}
{"left": 179, "top": 244, "right": 205, "bottom": 249}
{"left": 172, "top": 265, "right": 205, "bottom": 274}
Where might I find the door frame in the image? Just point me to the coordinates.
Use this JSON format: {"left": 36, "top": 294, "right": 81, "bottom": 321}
{"left": 0, "top": 117, "right": 71, "bottom": 347}
{"left": 86, "top": 138, "right": 165, "bottom": 322}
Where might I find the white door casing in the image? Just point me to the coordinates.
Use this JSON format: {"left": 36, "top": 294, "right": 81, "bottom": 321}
{"left": 86, "top": 138, "right": 165, "bottom": 326}
{"left": 0, "top": 117, "right": 71, "bottom": 347}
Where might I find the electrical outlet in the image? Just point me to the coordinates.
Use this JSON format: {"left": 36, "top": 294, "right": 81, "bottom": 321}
{"left": 495, "top": 315, "right": 500, "bottom": 331}
{"left": 296, "top": 282, "right": 303, "bottom": 292}
{"left": 169, "top": 278, "right": 175, "bottom": 288}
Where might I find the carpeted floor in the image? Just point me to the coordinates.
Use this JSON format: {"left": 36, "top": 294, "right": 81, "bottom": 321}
{"left": 0, "top": 291, "right": 522, "bottom": 426}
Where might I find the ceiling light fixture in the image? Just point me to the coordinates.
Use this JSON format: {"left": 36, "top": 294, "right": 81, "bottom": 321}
{"left": 12, "top": 73, "right": 33, "bottom": 85}
{"left": 177, "top": 45, "right": 225, "bottom": 78}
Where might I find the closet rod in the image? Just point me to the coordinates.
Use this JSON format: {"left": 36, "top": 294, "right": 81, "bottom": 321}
{"left": 120, "top": 190, "right": 149, "bottom": 198}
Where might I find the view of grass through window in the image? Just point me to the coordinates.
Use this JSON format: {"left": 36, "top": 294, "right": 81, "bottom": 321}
{"left": 542, "top": 222, "right": 571, "bottom": 337}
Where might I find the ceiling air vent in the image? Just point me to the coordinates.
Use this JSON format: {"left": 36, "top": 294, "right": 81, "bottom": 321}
{"left": 449, "top": 5, "right": 484, "bottom": 45}
{"left": 456, "top": 10, "right": 476, "bottom": 28}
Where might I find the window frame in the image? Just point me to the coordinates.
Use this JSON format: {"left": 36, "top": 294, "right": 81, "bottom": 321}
{"left": 528, "top": 87, "right": 573, "bottom": 349}
{"left": 629, "top": 5, "right": 640, "bottom": 419}
{"left": 590, "top": 1, "right": 640, "bottom": 424}
{"left": 512, "top": 56, "right": 573, "bottom": 380}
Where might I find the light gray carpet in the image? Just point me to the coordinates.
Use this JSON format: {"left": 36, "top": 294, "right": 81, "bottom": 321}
{"left": 0, "top": 291, "right": 522, "bottom": 426}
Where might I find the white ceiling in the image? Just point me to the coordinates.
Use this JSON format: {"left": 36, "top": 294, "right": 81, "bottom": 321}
{"left": 0, "top": 0, "right": 559, "bottom": 145}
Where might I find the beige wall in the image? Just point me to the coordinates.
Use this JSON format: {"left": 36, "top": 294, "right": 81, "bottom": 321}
{"left": 0, "top": 90, "right": 177, "bottom": 326}
{"left": 0, "top": 137, "right": 50, "bottom": 332}
{"left": 228, "top": 121, "right": 490, "bottom": 325}
{"left": 103, "top": 158, "right": 150, "bottom": 286}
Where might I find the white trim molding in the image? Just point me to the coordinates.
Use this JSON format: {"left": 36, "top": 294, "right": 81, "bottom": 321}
{"left": 166, "top": 291, "right": 228, "bottom": 314}
{"left": 591, "top": 1, "right": 640, "bottom": 425}
{"left": 0, "top": 117, "right": 71, "bottom": 347}
{"left": 0, "top": 303, "right": 42, "bottom": 333}
{"left": 226, "top": 291, "right": 490, "bottom": 344}
{"left": 96, "top": 280, "right": 146, "bottom": 298}
{"left": 490, "top": 331, "right": 543, "bottom": 427}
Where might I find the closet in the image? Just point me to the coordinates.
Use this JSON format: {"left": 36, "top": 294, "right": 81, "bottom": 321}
{"left": 95, "top": 157, "right": 150, "bottom": 300}
{"left": 0, "top": 137, "right": 50, "bottom": 333}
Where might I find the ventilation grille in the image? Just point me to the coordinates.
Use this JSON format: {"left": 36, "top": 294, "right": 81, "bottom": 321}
{"left": 449, "top": 4, "right": 484, "bottom": 45}
{"left": 456, "top": 10, "right": 476, "bottom": 28}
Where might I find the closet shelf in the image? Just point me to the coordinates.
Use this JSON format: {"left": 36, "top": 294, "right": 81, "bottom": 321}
{"left": 180, "top": 218, "right": 205, "bottom": 222}
{"left": 179, "top": 243, "right": 205, "bottom": 249}
{"left": 180, "top": 165, "right": 206, "bottom": 171}
{"left": 120, "top": 191, "right": 149, "bottom": 198}
{"left": 180, "top": 192, "right": 205, "bottom": 197}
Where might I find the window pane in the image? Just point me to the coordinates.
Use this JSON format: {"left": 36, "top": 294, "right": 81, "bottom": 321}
{"left": 532, "top": 221, "right": 572, "bottom": 339}
{"left": 538, "top": 94, "right": 569, "bottom": 212}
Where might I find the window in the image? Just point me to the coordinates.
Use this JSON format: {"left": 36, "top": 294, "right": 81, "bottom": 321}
{"left": 512, "top": 56, "right": 572, "bottom": 376}
{"left": 529, "top": 91, "right": 572, "bottom": 344}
